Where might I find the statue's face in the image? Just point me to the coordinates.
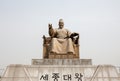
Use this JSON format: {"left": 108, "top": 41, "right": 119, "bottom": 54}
{"left": 59, "top": 22, "right": 64, "bottom": 29}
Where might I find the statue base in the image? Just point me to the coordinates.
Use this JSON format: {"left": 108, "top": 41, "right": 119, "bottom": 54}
{"left": 1, "top": 64, "right": 120, "bottom": 81}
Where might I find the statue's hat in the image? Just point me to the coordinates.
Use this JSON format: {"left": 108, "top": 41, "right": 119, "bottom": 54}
{"left": 59, "top": 19, "right": 64, "bottom": 23}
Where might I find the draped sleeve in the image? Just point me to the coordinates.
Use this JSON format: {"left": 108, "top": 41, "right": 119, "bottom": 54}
{"left": 66, "top": 29, "right": 72, "bottom": 37}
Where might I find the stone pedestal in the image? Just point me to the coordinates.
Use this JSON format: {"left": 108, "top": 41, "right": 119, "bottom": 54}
{"left": 1, "top": 64, "right": 120, "bottom": 81}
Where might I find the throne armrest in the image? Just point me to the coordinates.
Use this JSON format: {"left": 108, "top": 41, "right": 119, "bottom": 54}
{"left": 43, "top": 35, "right": 51, "bottom": 44}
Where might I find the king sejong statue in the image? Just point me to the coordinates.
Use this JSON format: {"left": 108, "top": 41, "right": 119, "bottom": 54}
{"left": 48, "top": 19, "right": 79, "bottom": 55}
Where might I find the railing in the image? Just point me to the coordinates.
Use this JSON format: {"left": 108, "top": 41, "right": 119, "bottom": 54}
{"left": 115, "top": 66, "right": 120, "bottom": 78}
{"left": 0, "top": 67, "right": 6, "bottom": 80}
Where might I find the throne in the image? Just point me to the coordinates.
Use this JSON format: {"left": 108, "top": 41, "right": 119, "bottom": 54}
{"left": 42, "top": 35, "right": 80, "bottom": 59}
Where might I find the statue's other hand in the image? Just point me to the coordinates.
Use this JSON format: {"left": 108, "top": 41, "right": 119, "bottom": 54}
{"left": 48, "top": 24, "right": 52, "bottom": 29}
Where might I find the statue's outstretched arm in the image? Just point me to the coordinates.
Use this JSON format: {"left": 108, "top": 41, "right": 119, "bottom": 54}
{"left": 48, "top": 24, "right": 55, "bottom": 37}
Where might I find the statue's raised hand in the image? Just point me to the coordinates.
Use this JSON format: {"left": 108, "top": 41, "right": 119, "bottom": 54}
{"left": 48, "top": 24, "right": 52, "bottom": 29}
{"left": 48, "top": 24, "right": 54, "bottom": 37}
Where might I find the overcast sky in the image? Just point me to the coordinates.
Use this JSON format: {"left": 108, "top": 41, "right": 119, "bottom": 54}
{"left": 0, "top": 0, "right": 120, "bottom": 67}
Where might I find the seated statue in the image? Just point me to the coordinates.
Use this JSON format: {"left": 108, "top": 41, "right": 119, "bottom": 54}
{"left": 48, "top": 19, "right": 79, "bottom": 55}
{"left": 49, "top": 19, "right": 78, "bottom": 54}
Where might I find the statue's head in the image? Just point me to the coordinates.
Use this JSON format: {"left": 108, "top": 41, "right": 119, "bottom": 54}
{"left": 58, "top": 19, "right": 64, "bottom": 29}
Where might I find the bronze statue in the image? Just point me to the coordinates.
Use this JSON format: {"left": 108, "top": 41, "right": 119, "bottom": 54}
{"left": 43, "top": 19, "right": 79, "bottom": 59}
